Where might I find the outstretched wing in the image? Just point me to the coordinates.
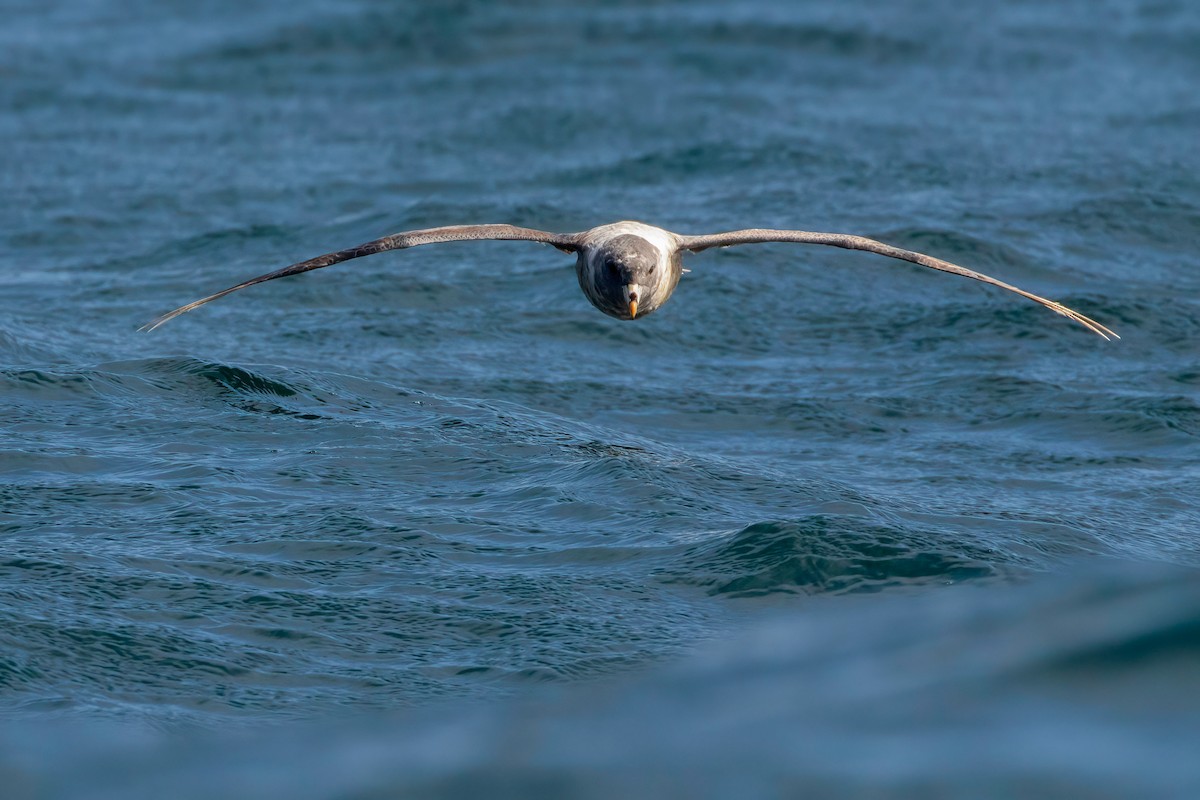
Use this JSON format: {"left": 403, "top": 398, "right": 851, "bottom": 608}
{"left": 677, "top": 229, "right": 1117, "bottom": 340}
{"left": 140, "top": 224, "right": 581, "bottom": 331}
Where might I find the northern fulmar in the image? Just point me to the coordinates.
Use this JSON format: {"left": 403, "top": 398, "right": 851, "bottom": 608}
{"left": 140, "top": 220, "right": 1117, "bottom": 339}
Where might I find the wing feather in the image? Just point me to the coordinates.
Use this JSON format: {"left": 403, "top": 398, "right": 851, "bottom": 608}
{"left": 140, "top": 224, "right": 579, "bottom": 331}
{"left": 678, "top": 229, "right": 1117, "bottom": 339}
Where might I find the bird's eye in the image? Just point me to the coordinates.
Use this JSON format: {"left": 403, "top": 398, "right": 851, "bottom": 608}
{"left": 605, "top": 260, "right": 619, "bottom": 276}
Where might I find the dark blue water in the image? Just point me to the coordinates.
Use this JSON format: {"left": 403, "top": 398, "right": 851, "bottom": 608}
{"left": 3, "top": 0, "right": 1199, "bottom": 796}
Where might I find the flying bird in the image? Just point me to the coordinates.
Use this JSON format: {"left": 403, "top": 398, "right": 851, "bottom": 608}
{"left": 140, "top": 220, "right": 1117, "bottom": 339}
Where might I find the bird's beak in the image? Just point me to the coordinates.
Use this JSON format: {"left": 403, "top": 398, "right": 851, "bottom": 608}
{"left": 625, "top": 283, "right": 640, "bottom": 319}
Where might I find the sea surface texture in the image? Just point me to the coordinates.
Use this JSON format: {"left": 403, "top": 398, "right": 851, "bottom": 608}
{"left": 2, "top": 0, "right": 1199, "bottom": 796}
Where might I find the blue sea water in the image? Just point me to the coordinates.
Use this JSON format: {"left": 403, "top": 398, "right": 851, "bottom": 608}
{"left": 2, "top": 0, "right": 1199, "bottom": 796}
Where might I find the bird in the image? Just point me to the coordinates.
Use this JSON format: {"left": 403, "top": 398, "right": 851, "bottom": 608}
{"left": 140, "top": 220, "right": 1117, "bottom": 339}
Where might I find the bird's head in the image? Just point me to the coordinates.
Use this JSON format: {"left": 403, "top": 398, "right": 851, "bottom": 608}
{"left": 577, "top": 234, "right": 680, "bottom": 321}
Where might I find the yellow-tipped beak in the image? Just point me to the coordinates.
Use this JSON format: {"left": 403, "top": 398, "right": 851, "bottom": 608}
{"left": 628, "top": 299, "right": 638, "bottom": 319}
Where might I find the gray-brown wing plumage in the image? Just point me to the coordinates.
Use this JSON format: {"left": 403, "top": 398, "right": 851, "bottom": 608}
{"left": 140, "top": 224, "right": 580, "bottom": 331}
{"left": 677, "top": 229, "right": 1117, "bottom": 340}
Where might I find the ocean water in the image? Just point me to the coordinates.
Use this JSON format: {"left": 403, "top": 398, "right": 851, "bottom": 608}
{"left": 2, "top": 0, "right": 1199, "bottom": 796}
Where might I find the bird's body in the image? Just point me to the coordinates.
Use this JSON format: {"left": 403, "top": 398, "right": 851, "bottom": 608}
{"left": 575, "top": 221, "right": 682, "bottom": 320}
{"left": 141, "top": 220, "right": 1117, "bottom": 340}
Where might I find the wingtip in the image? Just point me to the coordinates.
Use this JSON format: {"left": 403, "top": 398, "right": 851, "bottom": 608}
{"left": 1042, "top": 298, "right": 1118, "bottom": 341}
{"left": 1080, "top": 314, "right": 1120, "bottom": 342}
{"left": 1077, "top": 317, "right": 1119, "bottom": 342}
{"left": 137, "top": 304, "right": 194, "bottom": 333}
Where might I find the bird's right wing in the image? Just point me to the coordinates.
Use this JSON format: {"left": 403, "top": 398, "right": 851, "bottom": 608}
{"left": 140, "top": 224, "right": 581, "bottom": 331}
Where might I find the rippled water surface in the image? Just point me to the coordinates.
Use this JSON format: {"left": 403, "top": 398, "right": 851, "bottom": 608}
{"left": 3, "top": 0, "right": 1199, "bottom": 795}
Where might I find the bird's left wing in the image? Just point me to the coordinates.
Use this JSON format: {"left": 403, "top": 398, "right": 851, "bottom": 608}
{"left": 140, "top": 224, "right": 581, "bottom": 331}
{"left": 676, "top": 228, "right": 1117, "bottom": 340}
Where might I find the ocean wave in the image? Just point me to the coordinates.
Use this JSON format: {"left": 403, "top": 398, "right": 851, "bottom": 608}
{"left": 4, "top": 562, "right": 1198, "bottom": 797}
{"left": 661, "top": 516, "right": 1005, "bottom": 597}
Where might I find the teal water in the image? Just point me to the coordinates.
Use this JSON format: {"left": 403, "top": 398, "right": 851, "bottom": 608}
{"left": 3, "top": 0, "right": 1199, "bottom": 796}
